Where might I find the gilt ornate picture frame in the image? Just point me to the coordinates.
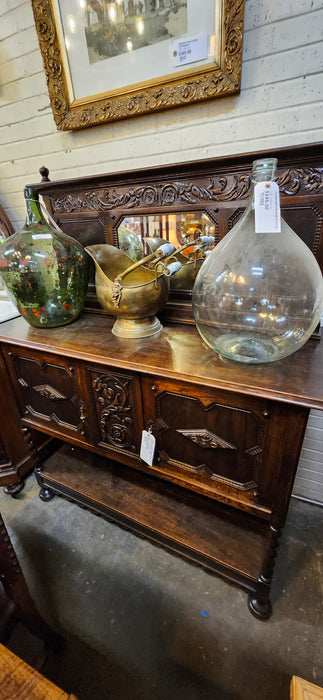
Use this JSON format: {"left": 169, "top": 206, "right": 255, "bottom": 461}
{"left": 31, "top": 0, "right": 245, "bottom": 131}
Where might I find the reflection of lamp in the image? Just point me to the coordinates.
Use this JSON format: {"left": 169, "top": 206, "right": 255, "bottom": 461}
{"left": 126, "top": 38, "right": 133, "bottom": 51}
{"left": 118, "top": 225, "right": 144, "bottom": 262}
{"left": 136, "top": 17, "right": 144, "bottom": 34}
{"left": 67, "top": 14, "right": 76, "bottom": 33}
{"left": 108, "top": 3, "right": 117, "bottom": 22}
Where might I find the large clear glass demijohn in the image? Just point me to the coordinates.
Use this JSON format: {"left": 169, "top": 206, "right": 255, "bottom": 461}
{"left": 192, "top": 158, "right": 323, "bottom": 363}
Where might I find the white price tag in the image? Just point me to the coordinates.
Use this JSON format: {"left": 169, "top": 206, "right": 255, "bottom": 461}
{"left": 140, "top": 430, "right": 156, "bottom": 467}
{"left": 254, "top": 181, "right": 281, "bottom": 233}
{"left": 172, "top": 34, "right": 208, "bottom": 67}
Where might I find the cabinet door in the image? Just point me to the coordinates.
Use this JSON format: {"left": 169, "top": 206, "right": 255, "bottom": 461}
{"left": 141, "top": 376, "right": 307, "bottom": 518}
{"left": 85, "top": 364, "right": 143, "bottom": 462}
{"left": 3, "top": 345, "right": 89, "bottom": 444}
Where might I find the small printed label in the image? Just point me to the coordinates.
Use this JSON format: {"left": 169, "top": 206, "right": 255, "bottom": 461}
{"left": 32, "top": 233, "right": 52, "bottom": 240}
{"left": 172, "top": 34, "right": 208, "bottom": 67}
{"left": 254, "top": 181, "right": 281, "bottom": 233}
{"left": 140, "top": 429, "right": 156, "bottom": 467}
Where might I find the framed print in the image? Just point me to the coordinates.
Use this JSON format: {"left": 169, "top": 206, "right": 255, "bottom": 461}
{"left": 31, "top": 0, "right": 245, "bottom": 130}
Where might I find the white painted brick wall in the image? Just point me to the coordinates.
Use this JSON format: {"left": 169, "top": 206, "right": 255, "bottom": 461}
{"left": 294, "top": 412, "right": 323, "bottom": 504}
{"left": 0, "top": 0, "right": 322, "bottom": 501}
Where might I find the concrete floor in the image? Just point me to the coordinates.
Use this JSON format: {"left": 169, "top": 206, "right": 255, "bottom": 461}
{"left": 1, "top": 471, "right": 322, "bottom": 700}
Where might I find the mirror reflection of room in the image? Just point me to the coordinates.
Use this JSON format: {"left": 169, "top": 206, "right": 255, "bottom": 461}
{"left": 117, "top": 211, "right": 216, "bottom": 291}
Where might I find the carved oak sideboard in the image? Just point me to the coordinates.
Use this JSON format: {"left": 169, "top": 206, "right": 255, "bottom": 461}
{"left": 0, "top": 144, "right": 322, "bottom": 619}
{"left": 0, "top": 312, "right": 322, "bottom": 620}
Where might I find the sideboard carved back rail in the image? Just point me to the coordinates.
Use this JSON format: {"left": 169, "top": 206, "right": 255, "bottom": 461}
{"left": 33, "top": 143, "right": 323, "bottom": 324}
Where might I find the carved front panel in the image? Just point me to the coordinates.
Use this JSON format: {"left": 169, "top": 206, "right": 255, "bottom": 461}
{"left": 154, "top": 391, "right": 265, "bottom": 491}
{"left": 88, "top": 367, "right": 141, "bottom": 456}
{"left": 4, "top": 351, "right": 85, "bottom": 439}
{"left": 140, "top": 374, "right": 282, "bottom": 512}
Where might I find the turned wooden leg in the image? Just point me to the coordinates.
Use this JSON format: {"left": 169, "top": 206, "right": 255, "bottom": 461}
{"left": 3, "top": 426, "right": 35, "bottom": 498}
{"left": 39, "top": 487, "right": 55, "bottom": 502}
{"left": 248, "top": 593, "right": 272, "bottom": 620}
{"left": 248, "top": 524, "right": 282, "bottom": 621}
{"left": 3, "top": 482, "right": 24, "bottom": 498}
{"left": 0, "top": 514, "right": 62, "bottom": 649}
{"left": 35, "top": 465, "right": 55, "bottom": 502}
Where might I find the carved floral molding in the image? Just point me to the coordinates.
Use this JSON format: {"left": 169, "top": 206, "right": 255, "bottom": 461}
{"left": 276, "top": 168, "right": 323, "bottom": 195}
{"left": 50, "top": 167, "right": 323, "bottom": 214}
{"left": 91, "top": 372, "right": 135, "bottom": 451}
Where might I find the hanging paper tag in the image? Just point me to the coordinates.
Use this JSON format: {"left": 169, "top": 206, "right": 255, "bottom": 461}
{"left": 254, "top": 181, "right": 281, "bottom": 233}
{"left": 32, "top": 233, "right": 52, "bottom": 240}
{"left": 140, "top": 430, "right": 156, "bottom": 466}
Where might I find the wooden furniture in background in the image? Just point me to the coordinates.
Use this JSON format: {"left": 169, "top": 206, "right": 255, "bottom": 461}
{"left": 0, "top": 144, "right": 322, "bottom": 619}
{"left": 291, "top": 676, "right": 323, "bottom": 700}
{"left": 0, "top": 203, "right": 14, "bottom": 239}
{"left": 0, "top": 643, "right": 77, "bottom": 700}
{"left": 0, "top": 513, "right": 61, "bottom": 648}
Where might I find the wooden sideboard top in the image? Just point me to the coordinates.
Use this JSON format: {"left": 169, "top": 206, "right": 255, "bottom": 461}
{"left": 0, "top": 313, "right": 322, "bottom": 410}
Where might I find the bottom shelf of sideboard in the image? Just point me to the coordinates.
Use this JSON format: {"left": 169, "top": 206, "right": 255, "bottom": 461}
{"left": 38, "top": 443, "right": 270, "bottom": 595}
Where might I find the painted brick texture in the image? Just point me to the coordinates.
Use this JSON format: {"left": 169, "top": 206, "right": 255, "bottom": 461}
{"left": 0, "top": 0, "right": 322, "bottom": 225}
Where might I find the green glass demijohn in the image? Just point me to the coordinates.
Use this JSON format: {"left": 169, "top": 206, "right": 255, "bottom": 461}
{"left": 0, "top": 187, "right": 88, "bottom": 328}
{"left": 192, "top": 158, "right": 323, "bottom": 363}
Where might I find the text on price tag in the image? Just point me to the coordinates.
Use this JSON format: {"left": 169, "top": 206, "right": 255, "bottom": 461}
{"left": 254, "top": 181, "right": 281, "bottom": 233}
{"left": 140, "top": 430, "right": 156, "bottom": 467}
{"left": 172, "top": 34, "right": 208, "bottom": 67}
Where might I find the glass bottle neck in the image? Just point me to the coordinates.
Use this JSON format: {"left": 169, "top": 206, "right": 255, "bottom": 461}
{"left": 252, "top": 158, "right": 277, "bottom": 182}
{"left": 245, "top": 181, "right": 257, "bottom": 215}
{"left": 24, "top": 187, "right": 48, "bottom": 227}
